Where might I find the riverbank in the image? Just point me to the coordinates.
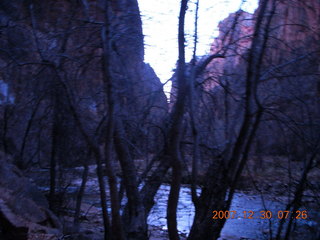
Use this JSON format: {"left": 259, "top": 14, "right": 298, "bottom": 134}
{"left": 26, "top": 156, "right": 320, "bottom": 240}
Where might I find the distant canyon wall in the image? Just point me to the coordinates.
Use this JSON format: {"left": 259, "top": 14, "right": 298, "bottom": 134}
{"left": 189, "top": 0, "right": 320, "bottom": 158}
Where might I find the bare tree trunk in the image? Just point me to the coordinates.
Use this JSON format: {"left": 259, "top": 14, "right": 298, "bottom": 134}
{"left": 94, "top": 146, "right": 112, "bottom": 240}
{"left": 140, "top": 153, "right": 171, "bottom": 215}
{"left": 1, "top": 105, "right": 9, "bottom": 155}
{"left": 188, "top": 162, "right": 229, "bottom": 240}
{"left": 101, "top": 0, "right": 126, "bottom": 238}
{"left": 114, "top": 119, "right": 148, "bottom": 240}
{"left": 73, "top": 154, "right": 89, "bottom": 232}
{"left": 190, "top": 0, "right": 200, "bottom": 205}
{"left": 19, "top": 97, "right": 42, "bottom": 169}
{"left": 49, "top": 96, "right": 58, "bottom": 212}
{"left": 226, "top": 109, "right": 263, "bottom": 208}
{"left": 167, "top": 1, "right": 189, "bottom": 239}
{"left": 276, "top": 148, "right": 319, "bottom": 240}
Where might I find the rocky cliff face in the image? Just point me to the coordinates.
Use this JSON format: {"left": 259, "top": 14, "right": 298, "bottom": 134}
{"left": 254, "top": 0, "right": 320, "bottom": 154}
{"left": 198, "top": 0, "right": 320, "bottom": 155}
{"left": 0, "top": 0, "right": 167, "bottom": 165}
{"left": 207, "top": 10, "right": 254, "bottom": 89}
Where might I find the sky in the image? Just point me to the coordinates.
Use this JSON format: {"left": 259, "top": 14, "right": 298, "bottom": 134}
{"left": 138, "top": 0, "right": 258, "bottom": 95}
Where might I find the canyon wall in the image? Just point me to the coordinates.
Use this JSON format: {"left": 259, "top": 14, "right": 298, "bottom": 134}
{"left": 196, "top": 0, "right": 319, "bottom": 158}
{"left": 0, "top": 0, "right": 167, "bottom": 167}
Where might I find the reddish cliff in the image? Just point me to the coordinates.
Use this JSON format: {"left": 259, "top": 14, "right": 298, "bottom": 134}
{"left": 200, "top": 0, "right": 320, "bottom": 154}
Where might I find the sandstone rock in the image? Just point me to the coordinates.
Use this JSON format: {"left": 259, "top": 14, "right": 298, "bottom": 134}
{"left": 195, "top": 0, "right": 320, "bottom": 155}
{"left": 0, "top": 152, "right": 62, "bottom": 239}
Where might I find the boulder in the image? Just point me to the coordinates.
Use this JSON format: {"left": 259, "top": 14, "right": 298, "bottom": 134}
{"left": 0, "top": 152, "right": 62, "bottom": 240}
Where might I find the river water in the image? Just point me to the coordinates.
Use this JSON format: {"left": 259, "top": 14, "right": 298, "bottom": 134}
{"left": 148, "top": 184, "right": 318, "bottom": 239}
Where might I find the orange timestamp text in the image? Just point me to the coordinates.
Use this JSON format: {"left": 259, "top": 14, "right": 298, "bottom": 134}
{"left": 212, "top": 210, "right": 308, "bottom": 220}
